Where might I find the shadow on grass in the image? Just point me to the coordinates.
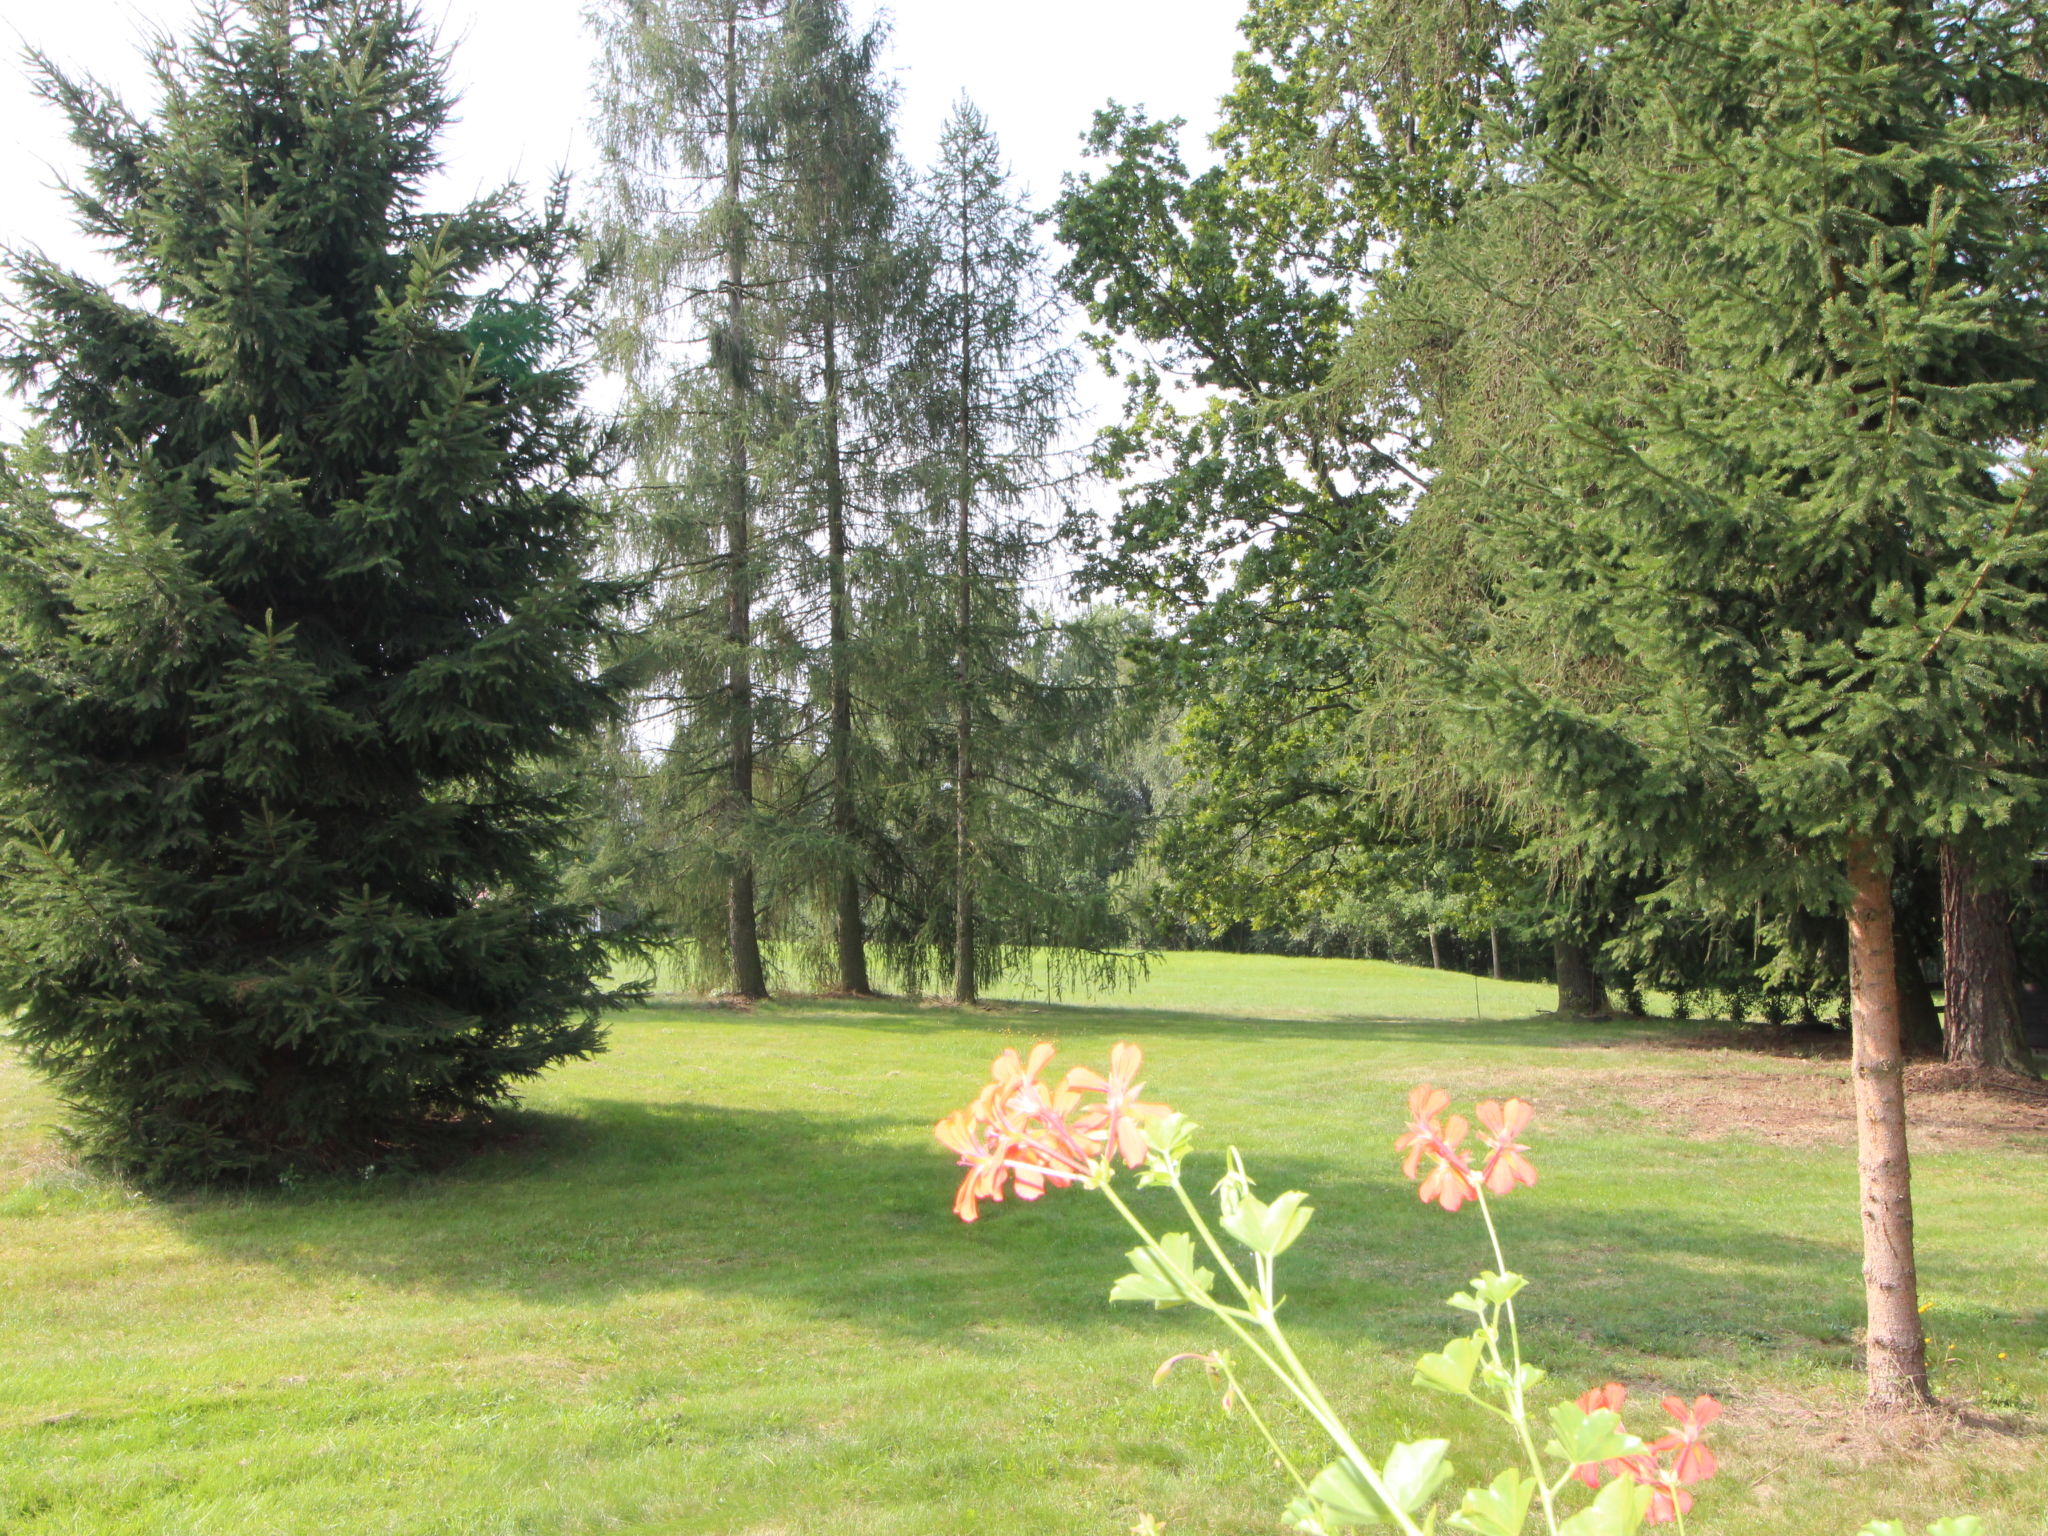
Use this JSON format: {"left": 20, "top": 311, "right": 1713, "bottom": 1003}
{"left": 636, "top": 994, "right": 1656, "bottom": 1051}
{"left": 154, "top": 1088, "right": 1862, "bottom": 1372}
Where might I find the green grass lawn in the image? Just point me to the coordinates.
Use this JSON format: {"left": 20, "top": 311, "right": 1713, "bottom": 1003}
{"left": 2, "top": 953, "right": 2042, "bottom": 1535}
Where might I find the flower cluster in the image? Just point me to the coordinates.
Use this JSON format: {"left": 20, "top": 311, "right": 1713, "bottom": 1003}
{"left": 939, "top": 1059, "right": 1973, "bottom": 1536}
{"left": 1395, "top": 1084, "right": 1537, "bottom": 1211}
{"left": 934, "top": 1041, "right": 1170, "bottom": 1222}
{"left": 1568, "top": 1384, "right": 1722, "bottom": 1525}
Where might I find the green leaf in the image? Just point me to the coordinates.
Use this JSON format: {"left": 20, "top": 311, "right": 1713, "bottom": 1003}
{"left": 1138, "top": 1113, "right": 1199, "bottom": 1185}
{"left": 1543, "top": 1404, "right": 1642, "bottom": 1467}
{"left": 1855, "top": 1525, "right": 1907, "bottom": 1536}
{"left": 1299, "top": 1458, "right": 1384, "bottom": 1527}
{"left": 1221, "top": 1188, "right": 1315, "bottom": 1257}
{"left": 1382, "top": 1439, "right": 1454, "bottom": 1516}
{"left": 1294, "top": 1442, "right": 1452, "bottom": 1527}
{"left": 1283, "top": 1493, "right": 1330, "bottom": 1533}
{"left": 1447, "top": 1289, "right": 1488, "bottom": 1317}
{"left": 1556, "top": 1476, "right": 1652, "bottom": 1536}
{"left": 1470, "top": 1270, "right": 1527, "bottom": 1306}
{"left": 1450, "top": 1469, "right": 1538, "bottom": 1536}
{"left": 1923, "top": 1521, "right": 1984, "bottom": 1536}
{"left": 1414, "top": 1333, "right": 1485, "bottom": 1396}
{"left": 1108, "top": 1231, "right": 1216, "bottom": 1309}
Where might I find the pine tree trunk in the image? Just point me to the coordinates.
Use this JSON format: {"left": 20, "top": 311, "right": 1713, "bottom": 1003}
{"left": 721, "top": 6, "right": 766, "bottom": 1001}
{"left": 951, "top": 194, "right": 976, "bottom": 1007}
{"left": 1554, "top": 938, "right": 1607, "bottom": 1018}
{"left": 1939, "top": 840, "right": 2033, "bottom": 1077}
{"left": 821, "top": 294, "right": 869, "bottom": 996}
{"left": 1845, "top": 837, "right": 1931, "bottom": 1410}
{"left": 1490, "top": 925, "right": 1502, "bottom": 981}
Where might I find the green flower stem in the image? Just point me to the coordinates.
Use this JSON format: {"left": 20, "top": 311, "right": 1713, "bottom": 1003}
{"left": 1213, "top": 1355, "right": 1311, "bottom": 1497}
{"left": 1476, "top": 1187, "right": 1559, "bottom": 1536}
{"left": 1095, "top": 1174, "right": 1259, "bottom": 1324}
{"left": 1160, "top": 1177, "right": 1394, "bottom": 1497}
{"left": 1167, "top": 1170, "right": 1264, "bottom": 1315}
{"left": 1096, "top": 1176, "right": 1430, "bottom": 1536}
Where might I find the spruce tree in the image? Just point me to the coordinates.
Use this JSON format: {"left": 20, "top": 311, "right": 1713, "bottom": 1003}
{"left": 1420, "top": 0, "right": 2048, "bottom": 1407}
{"left": 0, "top": 0, "right": 624, "bottom": 1181}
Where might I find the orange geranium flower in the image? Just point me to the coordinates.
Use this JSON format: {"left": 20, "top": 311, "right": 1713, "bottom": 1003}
{"left": 1649, "top": 1395, "right": 1721, "bottom": 1485}
{"left": 1416, "top": 1128, "right": 1479, "bottom": 1210}
{"left": 935, "top": 1042, "right": 1173, "bottom": 1222}
{"left": 1397, "top": 1083, "right": 1480, "bottom": 1211}
{"left": 1568, "top": 1382, "right": 1632, "bottom": 1489}
{"left": 1064, "top": 1041, "right": 1171, "bottom": 1168}
{"left": 990, "top": 1041, "right": 1058, "bottom": 1105}
{"left": 933, "top": 1105, "right": 1007, "bottom": 1222}
{"left": 1476, "top": 1097, "right": 1537, "bottom": 1195}
{"left": 1566, "top": 1390, "right": 1717, "bottom": 1523}
{"left": 1395, "top": 1084, "right": 1452, "bottom": 1178}
{"left": 1577, "top": 1382, "right": 1628, "bottom": 1416}
{"left": 1620, "top": 1458, "right": 1694, "bottom": 1525}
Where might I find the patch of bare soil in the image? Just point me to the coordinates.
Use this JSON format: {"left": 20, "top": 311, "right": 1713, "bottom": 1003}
{"left": 1426, "top": 1044, "right": 2048, "bottom": 1149}
{"left": 1735, "top": 1384, "right": 2038, "bottom": 1476}
{"left": 1598, "top": 1049, "right": 2048, "bottom": 1149}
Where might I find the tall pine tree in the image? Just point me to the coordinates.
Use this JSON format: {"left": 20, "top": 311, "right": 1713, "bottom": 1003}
{"left": 769, "top": 0, "right": 900, "bottom": 995}
{"left": 0, "top": 0, "right": 625, "bottom": 1181}
{"left": 905, "top": 102, "right": 1083, "bottom": 1004}
{"left": 593, "top": 0, "right": 794, "bottom": 998}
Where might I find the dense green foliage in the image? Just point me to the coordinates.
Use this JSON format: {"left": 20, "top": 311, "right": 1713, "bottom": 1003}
{"left": 0, "top": 0, "right": 626, "bottom": 1181}
{"left": 1055, "top": 0, "right": 1637, "bottom": 1004}
{"left": 1413, "top": 0, "right": 2048, "bottom": 910}
{"left": 1060, "top": 0, "right": 2048, "bottom": 1048}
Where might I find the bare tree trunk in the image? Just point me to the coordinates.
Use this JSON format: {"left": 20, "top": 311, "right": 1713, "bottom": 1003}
{"left": 821, "top": 293, "right": 869, "bottom": 996}
{"left": 1490, "top": 925, "right": 1502, "bottom": 981}
{"left": 1554, "top": 938, "right": 1607, "bottom": 1018}
{"left": 1845, "top": 837, "right": 1930, "bottom": 1410}
{"left": 1427, "top": 928, "right": 1442, "bottom": 969}
{"left": 951, "top": 190, "right": 976, "bottom": 1007}
{"left": 721, "top": 6, "right": 766, "bottom": 1001}
{"left": 1939, "top": 841, "right": 2033, "bottom": 1077}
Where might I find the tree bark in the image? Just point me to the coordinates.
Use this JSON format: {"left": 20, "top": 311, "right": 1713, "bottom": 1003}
{"left": 1845, "top": 837, "right": 1931, "bottom": 1410}
{"left": 721, "top": 5, "right": 766, "bottom": 1001}
{"left": 1490, "top": 925, "right": 1502, "bottom": 981}
{"left": 951, "top": 183, "right": 976, "bottom": 1007}
{"left": 821, "top": 290, "right": 870, "bottom": 996}
{"left": 1554, "top": 938, "right": 1607, "bottom": 1018}
{"left": 1427, "top": 928, "right": 1442, "bottom": 969}
{"left": 1939, "top": 840, "right": 2033, "bottom": 1077}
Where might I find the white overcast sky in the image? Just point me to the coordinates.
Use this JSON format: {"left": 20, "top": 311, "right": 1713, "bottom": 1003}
{"left": 2, "top": 0, "right": 1249, "bottom": 443}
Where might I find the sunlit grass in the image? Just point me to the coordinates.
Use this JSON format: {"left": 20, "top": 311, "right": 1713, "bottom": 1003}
{"left": 2, "top": 951, "right": 2041, "bottom": 1534}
